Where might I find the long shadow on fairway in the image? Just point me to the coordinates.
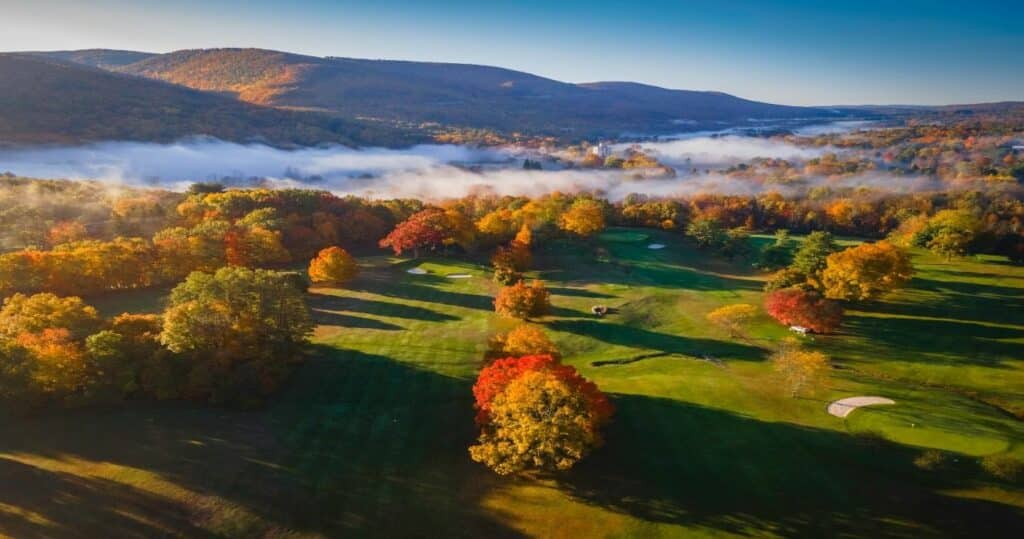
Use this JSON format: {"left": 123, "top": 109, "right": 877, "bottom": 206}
{"left": 559, "top": 394, "right": 1024, "bottom": 537}
{"left": 547, "top": 319, "right": 767, "bottom": 360}
{"left": 541, "top": 263, "right": 763, "bottom": 292}
{"left": 547, "top": 286, "right": 617, "bottom": 299}
{"left": 838, "top": 315, "right": 1024, "bottom": 367}
{"left": 869, "top": 277, "right": 1024, "bottom": 327}
{"left": 350, "top": 279, "right": 496, "bottom": 312}
{"left": 309, "top": 291, "right": 460, "bottom": 322}
{"left": 0, "top": 348, "right": 525, "bottom": 538}
{"left": 0, "top": 457, "right": 216, "bottom": 538}
{"left": 312, "top": 312, "right": 405, "bottom": 330}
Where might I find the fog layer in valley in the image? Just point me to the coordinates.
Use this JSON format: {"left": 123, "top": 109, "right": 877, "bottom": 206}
{"left": 0, "top": 126, "right": 908, "bottom": 200}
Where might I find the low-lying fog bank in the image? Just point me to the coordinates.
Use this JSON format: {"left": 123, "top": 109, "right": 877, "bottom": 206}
{"left": 0, "top": 124, "right": 921, "bottom": 201}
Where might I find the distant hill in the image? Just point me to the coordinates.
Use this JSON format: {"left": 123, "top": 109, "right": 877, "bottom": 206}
{"left": 0, "top": 54, "right": 421, "bottom": 147}
{"left": 48, "top": 47, "right": 841, "bottom": 137}
{"left": 31, "top": 49, "right": 158, "bottom": 69}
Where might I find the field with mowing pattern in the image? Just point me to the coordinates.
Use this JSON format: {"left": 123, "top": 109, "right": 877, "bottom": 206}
{"left": 1, "top": 228, "right": 1022, "bottom": 537}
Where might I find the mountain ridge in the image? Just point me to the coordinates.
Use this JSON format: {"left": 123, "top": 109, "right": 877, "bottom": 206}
{"left": 36, "top": 47, "right": 840, "bottom": 137}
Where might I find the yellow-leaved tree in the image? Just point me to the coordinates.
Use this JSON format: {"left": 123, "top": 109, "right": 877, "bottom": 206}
{"left": 820, "top": 241, "right": 913, "bottom": 301}
{"left": 771, "top": 343, "right": 830, "bottom": 397}
{"left": 469, "top": 369, "right": 600, "bottom": 475}
{"left": 705, "top": 304, "right": 758, "bottom": 337}
{"left": 558, "top": 199, "right": 606, "bottom": 237}
{"left": 308, "top": 246, "right": 359, "bottom": 285}
{"left": 490, "top": 324, "right": 559, "bottom": 358}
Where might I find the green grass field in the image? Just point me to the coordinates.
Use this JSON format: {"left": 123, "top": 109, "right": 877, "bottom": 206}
{"left": 1, "top": 228, "right": 1022, "bottom": 537}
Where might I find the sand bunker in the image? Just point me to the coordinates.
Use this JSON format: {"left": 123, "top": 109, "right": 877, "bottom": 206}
{"left": 827, "top": 396, "right": 895, "bottom": 418}
{"left": 446, "top": 273, "right": 471, "bottom": 279}
{"left": 648, "top": 243, "right": 666, "bottom": 250}
{"left": 406, "top": 268, "right": 428, "bottom": 275}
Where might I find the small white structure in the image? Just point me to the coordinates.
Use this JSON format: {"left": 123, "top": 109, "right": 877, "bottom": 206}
{"left": 590, "top": 142, "right": 612, "bottom": 159}
{"left": 789, "top": 325, "right": 811, "bottom": 336}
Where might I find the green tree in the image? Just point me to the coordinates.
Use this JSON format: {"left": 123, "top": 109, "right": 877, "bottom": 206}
{"left": 719, "top": 228, "right": 752, "bottom": 260}
{"left": 686, "top": 218, "right": 726, "bottom": 249}
{"left": 757, "top": 230, "right": 794, "bottom": 270}
{"left": 161, "top": 267, "right": 313, "bottom": 360}
{"left": 791, "top": 231, "right": 839, "bottom": 276}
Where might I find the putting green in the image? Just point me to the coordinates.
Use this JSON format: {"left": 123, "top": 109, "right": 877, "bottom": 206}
{"left": 844, "top": 398, "right": 1016, "bottom": 456}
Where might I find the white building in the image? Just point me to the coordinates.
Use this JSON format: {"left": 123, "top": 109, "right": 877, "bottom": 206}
{"left": 590, "top": 142, "right": 612, "bottom": 159}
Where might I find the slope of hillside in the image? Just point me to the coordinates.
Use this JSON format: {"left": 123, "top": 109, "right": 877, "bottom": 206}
{"left": 0, "top": 54, "right": 420, "bottom": 147}
{"left": 33, "top": 49, "right": 157, "bottom": 69}
{"left": 106, "top": 48, "right": 838, "bottom": 136}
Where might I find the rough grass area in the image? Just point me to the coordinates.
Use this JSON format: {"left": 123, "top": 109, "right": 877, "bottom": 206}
{"left": 1, "top": 228, "right": 1022, "bottom": 537}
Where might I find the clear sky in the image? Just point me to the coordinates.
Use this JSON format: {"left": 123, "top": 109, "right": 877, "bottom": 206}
{"left": 3, "top": 0, "right": 1021, "bottom": 106}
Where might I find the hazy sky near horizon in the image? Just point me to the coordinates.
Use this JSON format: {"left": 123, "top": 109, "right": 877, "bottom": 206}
{"left": 3, "top": 0, "right": 1020, "bottom": 106}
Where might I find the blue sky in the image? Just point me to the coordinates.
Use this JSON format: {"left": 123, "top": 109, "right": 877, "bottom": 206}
{"left": 3, "top": 0, "right": 1021, "bottom": 105}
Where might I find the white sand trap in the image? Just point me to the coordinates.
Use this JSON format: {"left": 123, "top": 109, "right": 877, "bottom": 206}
{"left": 648, "top": 243, "right": 666, "bottom": 250}
{"left": 827, "top": 396, "right": 895, "bottom": 418}
{"left": 446, "top": 273, "right": 472, "bottom": 279}
{"left": 406, "top": 268, "right": 428, "bottom": 275}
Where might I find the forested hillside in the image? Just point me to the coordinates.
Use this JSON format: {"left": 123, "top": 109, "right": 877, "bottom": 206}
{"left": 46, "top": 47, "right": 841, "bottom": 137}
{"left": 0, "top": 54, "right": 423, "bottom": 147}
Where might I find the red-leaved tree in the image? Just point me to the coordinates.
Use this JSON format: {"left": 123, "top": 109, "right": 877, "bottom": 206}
{"left": 764, "top": 288, "right": 843, "bottom": 334}
{"left": 472, "top": 354, "right": 613, "bottom": 425}
{"left": 378, "top": 209, "right": 448, "bottom": 257}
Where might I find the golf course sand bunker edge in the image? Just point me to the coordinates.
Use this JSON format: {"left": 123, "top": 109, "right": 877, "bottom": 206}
{"left": 446, "top": 273, "right": 471, "bottom": 279}
{"left": 648, "top": 243, "right": 666, "bottom": 250}
{"left": 406, "top": 268, "right": 428, "bottom": 275}
{"left": 827, "top": 396, "right": 895, "bottom": 418}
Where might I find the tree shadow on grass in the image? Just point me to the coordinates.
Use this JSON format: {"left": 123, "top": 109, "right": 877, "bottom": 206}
{"left": 541, "top": 262, "right": 763, "bottom": 293}
{"left": 871, "top": 277, "right": 1024, "bottom": 327}
{"left": 546, "top": 319, "right": 767, "bottom": 361}
{"left": 927, "top": 267, "right": 1024, "bottom": 280}
{"left": 0, "top": 457, "right": 215, "bottom": 538}
{"left": 547, "top": 286, "right": 617, "bottom": 299}
{"left": 312, "top": 312, "right": 405, "bottom": 331}
{"left": 838, "top": 314, "right": 1024, "bottom": 368}
{"left": 558, "top": 394, "right": 1024, "bottom": 537}
{"left": 309, "top": 291, "right": 459, "bottom": 322}
{"left": 350, "top": 279, "right": 496, "bottom": 312}
{"left": 0, "top": 347, "right": 525, "bottom": 538}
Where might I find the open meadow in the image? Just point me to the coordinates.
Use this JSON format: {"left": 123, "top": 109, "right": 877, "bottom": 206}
{"left": 0, "top": 228, "right": 1021, "bottom": 538}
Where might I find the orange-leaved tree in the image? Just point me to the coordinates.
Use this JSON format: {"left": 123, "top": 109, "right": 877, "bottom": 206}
{"left": 488, "top": 324, "right": 559, "bottom": 359}
{"left": 494, "top": 280, "right": 550, "bottom": 319}
{"left": 470, "top": 354, "right": 613, "bottom": 475}
{"left": 308, "top": 246, "right": 359, "bottom": 285}
{"left": 379, "top": 208, "right": 449, "bottom": 257}
{"left": 764, "top": 288, "right": 843, "bottom": 334}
